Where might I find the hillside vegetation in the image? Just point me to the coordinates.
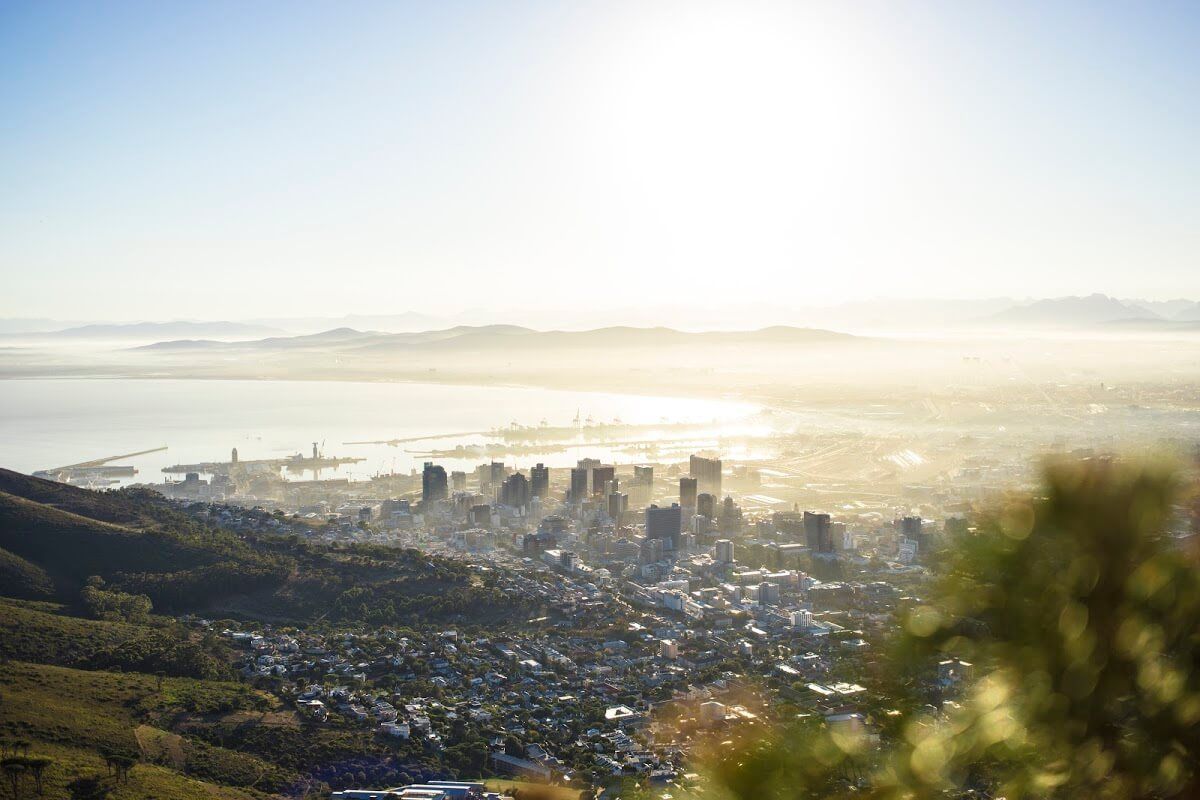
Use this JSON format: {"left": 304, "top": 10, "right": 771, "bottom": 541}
{"left": 0, "top": 469, "right": 534, "bottom": 798}
{"left": 0, "top": 468, "right": 528, "bottom": 626}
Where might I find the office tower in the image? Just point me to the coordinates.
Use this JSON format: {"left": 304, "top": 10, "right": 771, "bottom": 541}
{"left": 679, "top": 477, "right": 698, "bottom": 509}
{"left": 450, "top": 470, "right": 467, "bottom": 492}
{"left": 608, "top": 492, "right": 628, "bottom": 521}
{"left": 469, "top": 504, "right": 491, "bottom": 526}
{"left": 689, "top": 454, "right": 722, "bottom": 496}
{"left": 715, "top": 538, "right": 735, "bottom": 564}
{"left": 591, "top": 465, "right": 615, "bottom": 498}
{"left": 487, "top": 461, "right": 505, "bottom": 499}
{"left": 569, "top": 467, "right": 588, "bottom": 503}
{"left": 501, "top": 472, "right": 531, "bottom": 510}
{"left": 634, "top": 465, "right": 654, "bottom": 486}
{"left": 720, "top": 496, "right": 742, "bottom": 535}
{"left": 530, "top": 463, "right": 550, "bottom": 498}
{"left": 422, "top": 462, "right": 448, "bottom": 504}
{"left": 697, "top": 492, "right": 716, "bottom": 519}
{"left": 900, "top": 515, "right": 932, "bottom": 553}
{"left": 804, "top": 511, "right": 833, "bottom": 554}
{"left": 646, "top": 503, "right": 683, "bottom": 551}
{"left": 231, "top": 447, "right": 238, "bottom": 464}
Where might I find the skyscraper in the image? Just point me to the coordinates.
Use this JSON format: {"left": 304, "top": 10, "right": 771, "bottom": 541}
{"left": 679, "top": 477, "right": 698, "bottom": 510}
{"left": 569, "top": 467, "right": 588, "bottom": 503}
{"left": 608, "top": 492, "right": 628, "bottom": 522}
{"left": 530, "top": 463, "right": 550, "bottom": 498}
{"left": 422, "top": 462, "right": 448, "bottom": 504}
{"left": 591, "top": 466, "right": 615, "bottom": 498}
{"left": 689, "top": 454, "right": 722, "bottom": 496}
{"left": 804, "top": 511, "right": 833, "bottom": 554}
{"left": 715, "top": 538, "right": 735, "bottom": 564}
{"left": 501, "top": 472, "right": 531, "bottom": 510}
{"left": 697, "top": 492, "right": 716, "bottom": 519}
{"left": 646, "top": 503, "right": 683, "bottom": 551}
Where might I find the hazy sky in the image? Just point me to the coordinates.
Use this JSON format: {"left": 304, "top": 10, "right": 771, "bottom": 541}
{"left": 2, "top": 0, "right": 1198, "bottom": 320}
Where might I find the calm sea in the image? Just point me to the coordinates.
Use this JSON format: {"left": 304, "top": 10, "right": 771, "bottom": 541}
{"left": 0, "top": 379, "right": 759, "bottom": 485}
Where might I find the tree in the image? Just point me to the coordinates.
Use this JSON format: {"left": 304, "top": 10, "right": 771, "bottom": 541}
{"left": 66, "top": 776, "right": 110, "bottom": 800}
{"left": 707, "top": 458, "right": 1200, "bottom": 799}
{"left": 24, "top": 758, "right": 51, "bottom": 797}
{"left": 2, "top": 758, "right": 26, "bottom": 800}
{"left": 110, "top": 755, "right": 136, "bottom": 784}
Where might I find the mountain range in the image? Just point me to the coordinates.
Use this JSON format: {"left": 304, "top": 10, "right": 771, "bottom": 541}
{"left": 4, "top": 295, "right": 1200, "bottom": 340}
{"left": 133, "top": 324, "right": 858, "bottom": 354}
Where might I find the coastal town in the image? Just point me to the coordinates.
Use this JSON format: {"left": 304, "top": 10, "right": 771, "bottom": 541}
{"left": 154, "top": 447, "right": 983, "bottom": 798}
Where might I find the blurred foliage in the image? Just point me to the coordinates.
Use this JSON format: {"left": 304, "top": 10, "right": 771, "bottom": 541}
{"left": 704, "top": 458, "right": 1200, "bottom": 799}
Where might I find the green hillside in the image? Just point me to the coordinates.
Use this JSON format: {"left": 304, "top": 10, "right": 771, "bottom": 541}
{"left": 0, "top": 469, "right": 529, "bottom": 626}
{"left": 0, "top": 661, "right": 285, "bottom": 799}
{"left": 0, "top": 545, "right": 55, "bottom": 599}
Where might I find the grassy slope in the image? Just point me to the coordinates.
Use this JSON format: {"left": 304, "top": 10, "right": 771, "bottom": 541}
{"left": 0, "top": 545, "right": 55, "bottom": 598}
{"left": 0, "top": 661, "right": 288, "bottom": 799}
{"left": 0, "top": 597, "right": 150, "bottom": 664}
{"left": 0, "top": 490, "right": 220, "bottom": 593}
{"left": 0, "top": 470, "right": 527, "bottom": 626}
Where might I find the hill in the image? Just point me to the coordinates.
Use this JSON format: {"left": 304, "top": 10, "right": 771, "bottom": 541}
{"left": 0, "top": 469, "right": 531, "bottom": 626}
{"left": 0, "top": 660, "right": 286, "bottom": 799}
{"left": 44, "top": 321, "right": 282, "bottom": 340}
{"left": 135, "top": 323, "right": 857, "bottom": 355}
{"left": 986, "top": 294, "right": 1160, "bottom": 327}
{"left": 0, "top": 546, "right": 55, "bottom": 598}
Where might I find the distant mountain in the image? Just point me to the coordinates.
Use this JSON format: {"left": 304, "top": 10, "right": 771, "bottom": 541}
{"left": 0, "top": 318, "right": 92, "bottom": 334}
{"left": 248, "top": 311, "right": 447, "bottom": 334}
{"left": 39, "top": 321, "right": 283, "bottom": 341}
{"left": 1127, "top": 298, "right": 1198, "bottom": 320}
{"left": 985, "top": 294, "right": 1161, "bottom": 327}
{"left": 1170, "top": 301, "right": 1200, "bottom": 322}
{"left": 136, "top": 324, "right": 858, "bottom": 355}
{"left": 135, "top": 326, "right": 380, "bottom": 351}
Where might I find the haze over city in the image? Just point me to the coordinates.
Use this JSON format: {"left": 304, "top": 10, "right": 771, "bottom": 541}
{"left": 1, "top": 3, "right": 1199, "bottom": 800}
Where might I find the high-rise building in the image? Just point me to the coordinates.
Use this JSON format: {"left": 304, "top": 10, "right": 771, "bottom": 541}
{"left": 715, "top": 538, "right": 735, "bottom": 564}
{"left": 422, "top": 462, "right": 448, "bottom": 504}
{"left": 689, "top": 454, "right": 722, "bottom": 496}
{"left": 646, "top": 503, "right": 683, "bottom": 551}
{"left": 608, "top": 492, "right": 628, "bottom": 522}
{"left": 679, "top": 477, "right": 698, "bottom": 509}
{"left": 804, "top": 511, "right": 833, "bottom": 553}
{"left": 231, "top": 447, "right": 238, "bottom": 464}
{"left": 900, "top": 515, "right": 933, "bottom": 554}
{"left": 469, "top": 504, "right": 491, "bottom": 526}
{"left": 501, "top": 472, "right": 531, "bottom": 510}
{"left": 634, "top": 465, "right": 654, "bottom": 486}
{"left": 450, "top": 470, "right": 467, "bottom": 492}
{"left": 569, "top": 467, "right": 589, "bottom": 503}
{"left": 697, "top": 492, "right": 716, "bottom": 519}
{"left": 591, "top": 466, "right": 615, "bottom": 498}
{"left": 530, "top": 463, "right": 550, "bottom": 498}
{"left": 720, "top": 496, "right": 743, "bottom": 535}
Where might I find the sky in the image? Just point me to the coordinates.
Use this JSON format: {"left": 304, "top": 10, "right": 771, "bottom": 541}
{"left": 1, "top": 0, "right": 1199, "bottom": 321}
